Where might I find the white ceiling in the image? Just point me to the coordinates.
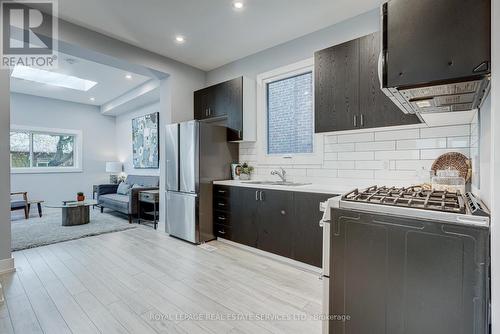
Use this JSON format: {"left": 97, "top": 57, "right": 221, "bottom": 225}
{"left": 10, "top": 52, "right": 153, "bottom": 106}
{"left": 57, "top": 0, "right": 381, "bottom": 71}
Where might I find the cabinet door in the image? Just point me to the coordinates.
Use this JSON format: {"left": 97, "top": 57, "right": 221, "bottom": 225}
{"left": 257, "top": 189, "right": 294, "bottom": 258}
{"left": 292, "top": 192, "right": 333, "bottom": 267}
{"left": 315, "top": 39, "right": 360, "bottom": 133}
{"left": 194, "top": 87, "right": 212, "bottom": 120}
{"left": 232, "top": 187, "right": 259, "bottom": 247}
{"left": 359, "top": 32, "right": 420, "bottom": 128}
{"left": 224, "top": 77, "right": 244, "bottom": 141}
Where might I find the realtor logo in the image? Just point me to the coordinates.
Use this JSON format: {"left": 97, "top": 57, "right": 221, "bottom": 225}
{"left": 1, "top": 0, "right": 58, "bottom": 68}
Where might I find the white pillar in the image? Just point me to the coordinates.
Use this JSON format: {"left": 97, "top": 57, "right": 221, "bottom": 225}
{"left": 491, "top": 0, "right": 500, "bottom": 331}
{"left": 0, "top": 69, "right": 14, "bottom": 273}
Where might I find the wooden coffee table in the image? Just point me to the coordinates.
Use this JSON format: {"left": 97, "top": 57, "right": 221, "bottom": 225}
{"left": 45, "top": 200, "right": 98, "bottom": 226}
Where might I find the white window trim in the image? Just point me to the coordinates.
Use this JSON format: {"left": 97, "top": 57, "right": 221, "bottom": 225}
{"left": 10, "top": 125, "right": 83, "bottom": 174}
{"left": 255, "top": 58, "right": 323, "bottom": 165}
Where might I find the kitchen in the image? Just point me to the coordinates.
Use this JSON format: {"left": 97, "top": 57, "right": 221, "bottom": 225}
{"left": 164, "top": 0, "right": 494, "bottom": 333}
{"left": 0, "top": 0, "right": 498, "bottom": 333}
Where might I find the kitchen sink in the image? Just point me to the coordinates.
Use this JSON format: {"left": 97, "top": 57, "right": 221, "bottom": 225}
{"left": 242, "top": 181, "right": 311, "bottom": 187}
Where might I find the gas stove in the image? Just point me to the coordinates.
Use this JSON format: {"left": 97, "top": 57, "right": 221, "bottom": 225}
{"left": 331, "top": 186, "right": 489, "bottom": 228}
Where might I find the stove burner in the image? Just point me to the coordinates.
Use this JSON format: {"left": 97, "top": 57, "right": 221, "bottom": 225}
{"left": 342, "top": 186, "right": 466, "bottom": 214}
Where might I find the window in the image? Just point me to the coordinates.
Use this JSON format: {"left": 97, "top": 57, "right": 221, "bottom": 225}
{"left": 267, "top": 72, "right": 313, "bottom": 155}
{"left": 10, "top": 126, "right": 82, "bottom": 173}
{"left": 255, "top": 58, "right": 323, "bottom": 165}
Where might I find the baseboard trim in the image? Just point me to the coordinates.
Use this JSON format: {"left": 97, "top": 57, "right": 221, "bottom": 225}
{"left": 0, "top": 257, "right": 15, "bottom": 276}
{"left": 217, "top": 238, "right": 322, "bottom": 275}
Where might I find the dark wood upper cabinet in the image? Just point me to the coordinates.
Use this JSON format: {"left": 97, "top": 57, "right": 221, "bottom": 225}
{"left": 194, "top": 77, "right": 255, "bottom": 142}
{"left": 358, "top": 32, "right": 420, "bottom": 128}
{"left": 315, "top": 32, "right": 420, "bottom": 133}
{"left": 315, "top": 40, "right": 359, "bottom": 133}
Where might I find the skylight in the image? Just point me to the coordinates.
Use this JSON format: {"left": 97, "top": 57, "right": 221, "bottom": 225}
{"left": 11, "top": 66, "right": 98, "bottom": 91}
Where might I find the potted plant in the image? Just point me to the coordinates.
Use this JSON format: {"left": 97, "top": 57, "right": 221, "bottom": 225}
{"left": 77, "top": 192, "right": 85, "bottom": 202}
{"left": 239, "top": 162, "right": 254, "bottom": 180}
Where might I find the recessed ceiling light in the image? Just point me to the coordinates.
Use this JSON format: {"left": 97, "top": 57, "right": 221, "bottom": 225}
{"left": 233, "top": 1, "right": 244, "bottom": 9}
{"left": 175, "top": 35, "right": 185, "bottom": 43}
{"left": 11, "top": 66, "right": 97, "bottom": 91}
{"left": 125, "top": 74, "right": 132, "bottom": 79}
{"left": 89, "top": 97, "right": 95, "bottom": 101}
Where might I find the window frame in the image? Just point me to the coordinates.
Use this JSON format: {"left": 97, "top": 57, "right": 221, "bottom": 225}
{"left": 255, "top": 58, "right": 323, "bottom": 165}
{"left": 10, "top": 125, "right": 83, "bottom": 174}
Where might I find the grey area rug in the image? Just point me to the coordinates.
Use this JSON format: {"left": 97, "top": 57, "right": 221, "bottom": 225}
{"left": 11, "top": 208, "right": 137, "bottom": 251}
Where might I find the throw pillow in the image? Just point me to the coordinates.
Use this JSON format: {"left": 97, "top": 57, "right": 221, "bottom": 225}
{"left": 117, "top": 182, "right": 130, "bottom": 195}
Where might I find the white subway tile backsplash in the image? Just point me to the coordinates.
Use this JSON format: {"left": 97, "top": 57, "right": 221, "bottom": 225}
{"left": 306, "top": 168, "right": 338, "bottom": 178}
{"left": 338, "top": 169, "right": 374, "bottom": 179}
{"left": 375, "top": 150, "right": 420, "bottom": 160}
{"left": 374, "top": 128, "right": 419, "bottom": 141}
{"left": 323, "top": 160, "right": 355, "bottom": 170}
{"left": 374, "top": 170, "right": 418, "bottom": 180}
{"left": 338, "top": 151, "right": 374, "bottom": 161}
{"left": 394, "top": 160, "right": 434, "bottom": 171}
{"left": 324, "top": 135, "right": 338, "bottom": 144}
{"left": 355, "top": 141, "right": 395, "bottom": 151}
{"left": 355, "top": 160, "right": 385, "bottom": 170}
{"left": 338, "top": 132, "right": 374, "bottom": 143}
{"left": 324, "top": 143, "right": 355, "bottom": 152}
{"left": 420, "top": 148, "right": 470, "bottom": 160}
{"left": 420, "top": 124, "right": 470, "bottom": 138}
{"left": 447, "top": 136, "right": 470, "bottom": 148}
{"left": 397, "top": 138, "right": 447, "bottom": 150}
{"left": 324, "top": 153, "right": 338, "bottom": 161}
{"left": 241, "top": 123, "right": 474, "bottom": 185}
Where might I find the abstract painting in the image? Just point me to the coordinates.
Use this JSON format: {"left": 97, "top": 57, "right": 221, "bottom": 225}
{"left": 132, "top": 112, "right": 159, "bottom": 169}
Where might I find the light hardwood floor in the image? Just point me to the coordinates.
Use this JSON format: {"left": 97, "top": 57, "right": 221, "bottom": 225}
{"left": 0, "top": 227, "right": 323, "bottom": 334}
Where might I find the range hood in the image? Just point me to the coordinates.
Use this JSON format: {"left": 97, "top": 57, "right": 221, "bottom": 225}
{"left": 380, "top": 0, "right": 491, "bottom": 119}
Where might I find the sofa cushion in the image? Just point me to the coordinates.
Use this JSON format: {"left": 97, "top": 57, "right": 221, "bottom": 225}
{"left": 100, "top": 194, "right": 129, "bottom": 203}
{"left": 11, "top": 200, "right": 26, "bottom": 209}
{"left": 99, "top": 193, "right": 130, "bottom": 214}
{"left": 117, "top": 182, "right": 130, "bottom": 195}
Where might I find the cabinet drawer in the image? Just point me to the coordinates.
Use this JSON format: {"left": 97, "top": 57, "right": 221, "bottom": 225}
{"left": 214, "top": 185, "right": 231, "bottom": 198}
{"left": 214, "top": 211, "right": 231, "bottom": 226}
{"left": 214, "top": 224, "right": 232, "bottom": 239}
{"left": 214, "top": 197, "right": 230, "bottom": 211}
{"left": 139, "top": 192, "right": 158, "bottom": 202}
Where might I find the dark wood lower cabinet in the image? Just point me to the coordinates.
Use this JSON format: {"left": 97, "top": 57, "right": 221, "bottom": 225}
{"left": 232, "top": 187, "right": 259, "bottom": 247}
{"left": 292, "top": 192, "right": 332, "bottom": 267}
{"left": 213, "top": 185, "right": 336, "bottom": 266}
{"left": 257, "top": 190, "right": 294, "bottom": 258}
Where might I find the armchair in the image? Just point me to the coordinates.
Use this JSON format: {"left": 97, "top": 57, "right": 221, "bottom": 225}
{"left": 96, "top": 175, "right": 159, "bottom": 223}
{"left": 11, "top": 192, "right": 28, "bottom": 219}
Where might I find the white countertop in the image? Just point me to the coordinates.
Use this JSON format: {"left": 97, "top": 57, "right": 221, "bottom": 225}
{"left": 213, "top": 180, "right": 354, "bottom": 195}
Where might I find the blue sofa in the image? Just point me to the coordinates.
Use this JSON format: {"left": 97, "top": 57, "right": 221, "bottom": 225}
{"left": 96, "top": 175, "right": 159, "bottom": 223}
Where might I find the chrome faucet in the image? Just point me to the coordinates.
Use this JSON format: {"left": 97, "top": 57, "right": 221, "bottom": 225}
{"left": 271, "top": 167, "right": 287, "bottom": 182}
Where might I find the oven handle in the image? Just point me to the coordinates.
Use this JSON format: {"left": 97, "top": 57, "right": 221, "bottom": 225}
{"left": 321, "top": 220, "right": 331, "bottom": 278}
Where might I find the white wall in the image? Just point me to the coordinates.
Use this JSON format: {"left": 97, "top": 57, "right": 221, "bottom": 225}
{"left": 10, "top": 93, "right": 117, "bottom": 203}
{"left": 115, "top": 102, "right": 160, "bottom": 177}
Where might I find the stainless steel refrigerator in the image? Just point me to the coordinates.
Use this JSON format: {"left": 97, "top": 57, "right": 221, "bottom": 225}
{"left": 165, "top": 120, "right": 238, "bottom": 243}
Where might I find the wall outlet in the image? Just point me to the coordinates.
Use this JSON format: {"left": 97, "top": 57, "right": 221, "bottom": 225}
{"left": 383, "top": 160, "right": 390, "bottom": 170}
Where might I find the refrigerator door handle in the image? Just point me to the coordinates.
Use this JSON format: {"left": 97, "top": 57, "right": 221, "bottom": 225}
{"left": 166, "top": 123, "right": 179, "bottom": 191}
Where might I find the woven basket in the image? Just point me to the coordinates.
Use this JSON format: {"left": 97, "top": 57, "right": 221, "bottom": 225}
{"left": 431, "top": 152, "right": 471, "bottom": 183}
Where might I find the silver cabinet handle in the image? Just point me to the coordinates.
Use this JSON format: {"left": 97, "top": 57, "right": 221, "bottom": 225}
{"left": 353, "top": 115, "right": 357, "bottom": 127}
{"left": 255, "top": 190, "right": 259, "bottom": 201}
{"left": 217, "top": 190, "right": 226, "bottom": 194}
{"left": 360, "top": 114, "right": 364, "bottom": 127}
{"left": 259, "top": 191, "right": 264, "bottom": 201}
{"left": 218, "top": 216, "right": 226, "bottom": 221}
{"left": 218, "top": 230, "right": 226, "bottom": 235}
